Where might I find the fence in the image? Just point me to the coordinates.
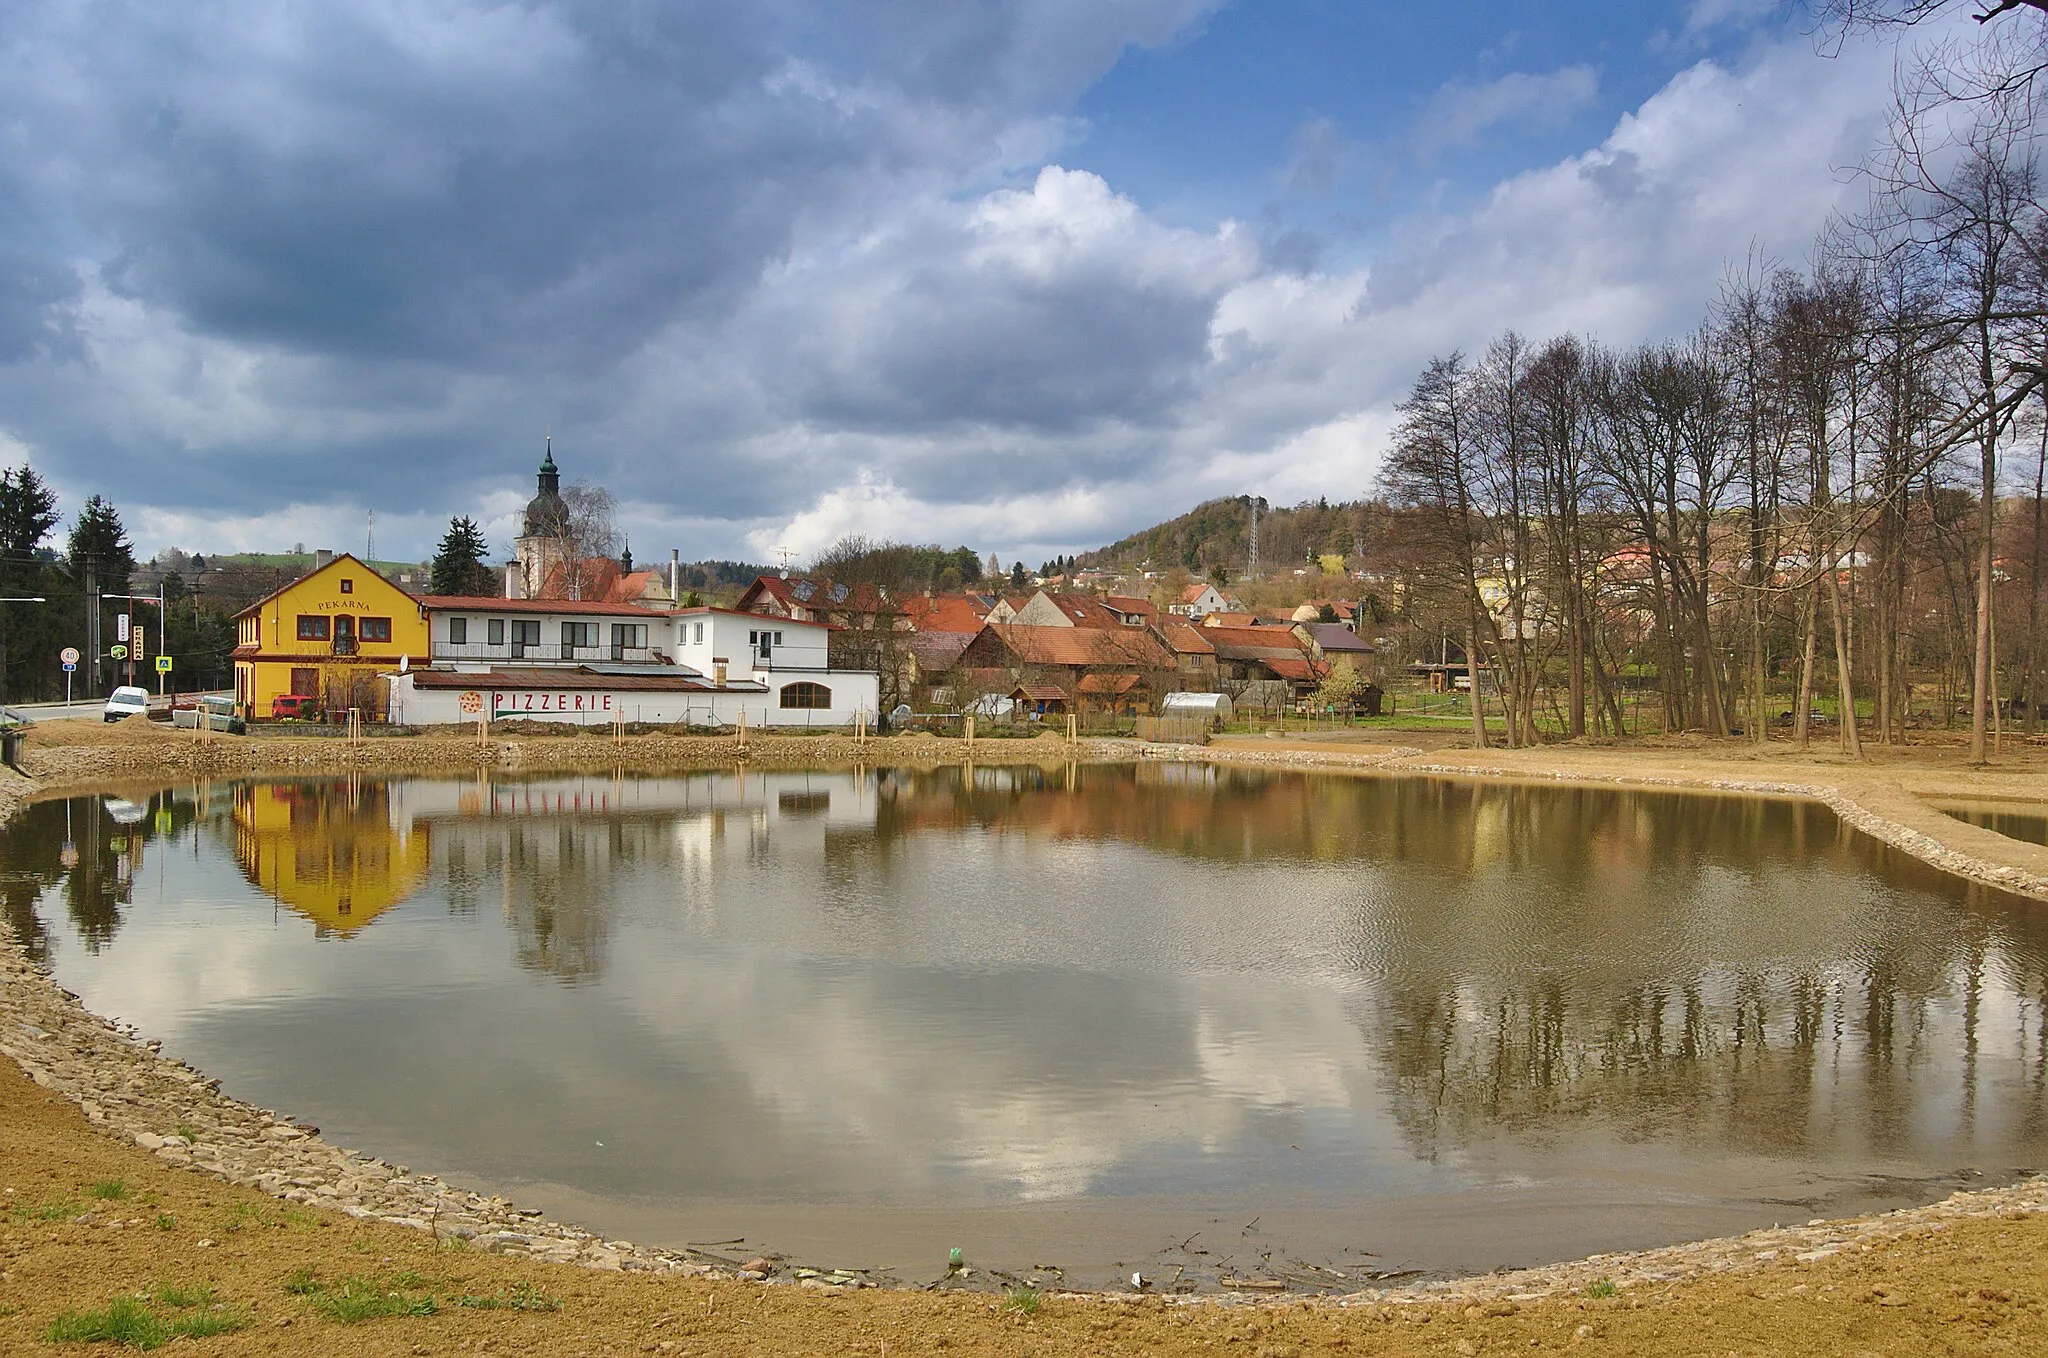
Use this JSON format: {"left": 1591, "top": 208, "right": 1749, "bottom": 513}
{"left": 1135, "top": 715, "right": 1211, "bottom": 745}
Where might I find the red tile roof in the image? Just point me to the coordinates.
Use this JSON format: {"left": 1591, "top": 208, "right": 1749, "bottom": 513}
{"left": 421, "top": 595, "right": 678, "bottom": 617}
{"left": 409, "top": 667, "right": 728, "bottom": 692}
{"left": 1077, "top": 672, "right": 1143, "bottom": 695}
{"left": 1011, "top": 684, "right": 1068, "bottom": 702}
{"left": 901, "top": 594, "right": 989, "bottom": 633}
{"left": 1262, "top": 656, "right": 1329, "bottom": 682}
{"left": 1157, "top": 616, "right": 1216, "bottom": 654}
{"left": 971, "top": 624, "right": 1171, "bottom": 669}
{"left": 739, "top": 575, "right": 892, "bottom": 616}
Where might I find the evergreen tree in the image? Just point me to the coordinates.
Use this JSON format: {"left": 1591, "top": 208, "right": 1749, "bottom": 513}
{"left": 1010, "top": 561, "right": 1027, "bottom": 590}
{"left": 65, "top": 495, "right": 135, "bottom": 596}
{"left": 0, "top": 466, "right": 61, "bottom": 703}
{"left": 430, "top": 516, "right": 494, "bottom": 596}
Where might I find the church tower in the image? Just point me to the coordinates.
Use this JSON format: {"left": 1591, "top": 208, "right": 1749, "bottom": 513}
{"left": 513, "top": 437, "right": 571, "bottom": 598}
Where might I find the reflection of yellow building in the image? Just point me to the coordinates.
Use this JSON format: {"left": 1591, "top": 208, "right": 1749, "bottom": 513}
{"left": 232, "top": 553, "right": 430, "bottom": 721}
{"left": 231, "top": 782, "right": 430, "bottom": 935}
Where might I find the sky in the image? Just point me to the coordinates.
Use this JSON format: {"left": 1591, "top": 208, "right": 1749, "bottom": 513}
{"left": 0, "top": 1, "right": 1949, "bottom": 568}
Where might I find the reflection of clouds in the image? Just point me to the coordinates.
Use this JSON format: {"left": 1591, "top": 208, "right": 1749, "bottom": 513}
{"left": 20, "top": 770, "right": 2048, "bottom": 1219}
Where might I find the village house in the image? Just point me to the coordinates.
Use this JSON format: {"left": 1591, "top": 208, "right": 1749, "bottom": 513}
{"left": 387, "top": 604, "right": 880, "bottom": 728}
{"left": 1199, "top": 623, "right": 1329, "bottom": 695}
{"left": 1293, "top": 621, "right": 1376, "bottom": 667}
{"left": 232, "top": 553, "right": 431, "bottom": 721}
{"left": 1169, "top": 583, "right": 1235, "bottom": 619}
{"left": 956, "top": 622, "right": 1173, "bottom": 713}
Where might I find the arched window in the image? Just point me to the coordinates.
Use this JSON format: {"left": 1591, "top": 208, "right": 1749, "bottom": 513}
{"left": 779, "top": 681, "right": 831, "bottom": 710}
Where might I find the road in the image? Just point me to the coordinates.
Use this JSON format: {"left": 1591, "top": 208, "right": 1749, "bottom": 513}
{"left": 5, "top": 692, "right": 231, "bottom": 723}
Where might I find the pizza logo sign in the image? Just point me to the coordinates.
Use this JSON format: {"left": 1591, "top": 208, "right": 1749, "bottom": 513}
{"left": 458, "top": 691, "right": 484, "bottom": 716}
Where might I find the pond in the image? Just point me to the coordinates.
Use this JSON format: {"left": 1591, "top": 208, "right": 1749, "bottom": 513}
{"left": 1933, "top": 797, "right": 2048, "bottom": 848}
{"left": 4, "top": 767, "right": 2046, "bottom": 1291}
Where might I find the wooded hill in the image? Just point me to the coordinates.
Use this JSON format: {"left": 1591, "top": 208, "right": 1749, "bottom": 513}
{"left": 1079, "top": 496, "right": 1380, "bottom": 581}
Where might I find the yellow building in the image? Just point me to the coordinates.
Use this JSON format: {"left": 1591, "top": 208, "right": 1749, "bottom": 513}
{"left": 232, "top": 553, "right": 429, "bottom": 720}
{"left": 230, "top": 781, "right": 431, "bottom": 936}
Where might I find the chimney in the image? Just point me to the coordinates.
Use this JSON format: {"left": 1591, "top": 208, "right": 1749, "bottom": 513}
{"left": 315, "top": 548, "right": 334, "bottom": 570}
{"left": 504, "top": 563, "right": 519, "bottom": 599}
{"left": 712, "top": 657, "right": 728, "bottom": 688}
{"left": 670, "top": 549, "right": 680, "bottom": 603}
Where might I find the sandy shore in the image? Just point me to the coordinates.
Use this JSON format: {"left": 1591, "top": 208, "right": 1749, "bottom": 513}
{"left": 1, "top": 718, "right": 2045, "bottom": 1354}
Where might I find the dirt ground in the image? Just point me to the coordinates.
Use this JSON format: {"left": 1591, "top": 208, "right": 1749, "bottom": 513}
{"left": 4, "top": 718, "right": 2048, "bottom": 1353}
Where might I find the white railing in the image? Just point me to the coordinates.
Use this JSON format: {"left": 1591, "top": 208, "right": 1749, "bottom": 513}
{"left": 434, "top": 644, "right": 661, "bottom": 664}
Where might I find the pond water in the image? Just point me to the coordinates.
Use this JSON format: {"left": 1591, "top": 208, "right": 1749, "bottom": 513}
{"left": 5, "top": 767, "right": 2046, "bottom": 1290}
{"left": 1934, "top": 798, "right": 2048, "bottom": 848}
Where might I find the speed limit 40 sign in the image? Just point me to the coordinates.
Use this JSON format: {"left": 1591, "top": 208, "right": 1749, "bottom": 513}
{"left": 59, "top": 646, "right": 79, "bottom": 665}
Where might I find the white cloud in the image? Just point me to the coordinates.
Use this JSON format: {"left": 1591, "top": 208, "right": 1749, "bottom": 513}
{"left": 0, "top": 6, "right": 1923, "bottom": 563}
{"left": 1413, "top": 65, "right": 1601, "bottom": 161}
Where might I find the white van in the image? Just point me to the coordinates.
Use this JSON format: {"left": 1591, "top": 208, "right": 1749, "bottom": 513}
{"left": 102, "top": 686, "right": 150, "bottom": 722}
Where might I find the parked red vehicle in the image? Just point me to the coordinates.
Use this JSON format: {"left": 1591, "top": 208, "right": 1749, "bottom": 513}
{"left": 271, "top": 694, "right": 320, "bottom": 721}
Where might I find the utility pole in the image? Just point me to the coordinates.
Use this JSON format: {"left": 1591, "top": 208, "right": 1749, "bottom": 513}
{"left": 84, "top": 561, "right": 98, "bottom": 699}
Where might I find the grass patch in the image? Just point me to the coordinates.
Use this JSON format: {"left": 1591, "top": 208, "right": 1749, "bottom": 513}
{"left": 173, "top": 1124, "right": 198, "bottom": 1144}
{"left": 43, "top": 1291, "right": 249, "bottom": 1350}
{"left": 291, "top": 1272, "right": 440, "bottom": 1324}
{"left": 150, "top": 1283, "right": 217, "bottom": 1309}
{"left": 454, "top": 1283, "right": 563, "bottom": 1313}
{"left": 1001, "top": 1286, "right": 1041, "bottom": 1314}
{"left": 1585, "top": 1279, "right": 1618, "bottom": 1299}
{"left": 87, "top": 1178, "right": 128, "bottom": 1201}
{"left": 18, "top": 1194, "right": 80, "bottom": 1222}
{"left": 153, "top": 1213, "right": 175, "bottom": 1231}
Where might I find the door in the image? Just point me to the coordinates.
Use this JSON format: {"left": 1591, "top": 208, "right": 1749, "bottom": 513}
{"left": 511, "top": 620, "right": 541, "bottom": 657}
{"left": 333, "top": 615, "right": 356, "bottom": 655}
{"left": 290, "top": 668, "right": 318, "bottom": 696}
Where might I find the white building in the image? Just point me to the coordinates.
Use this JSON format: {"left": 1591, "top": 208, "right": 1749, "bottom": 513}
{"left": 388, "top": 599, "right": 879, "bottom": 729}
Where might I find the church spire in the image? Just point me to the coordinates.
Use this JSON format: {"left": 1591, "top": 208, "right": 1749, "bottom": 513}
{"left": 537, "top": 432, "right": 559, "bottom": 494}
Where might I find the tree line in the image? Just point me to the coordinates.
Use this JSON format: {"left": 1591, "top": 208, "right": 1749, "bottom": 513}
{"left": 1379, "top": 3, "right": 2048, "bottom": 759}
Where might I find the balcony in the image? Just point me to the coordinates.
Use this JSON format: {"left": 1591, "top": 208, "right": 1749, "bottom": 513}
{"left": 433, "top": 643, "right": 663, "bottom": 666}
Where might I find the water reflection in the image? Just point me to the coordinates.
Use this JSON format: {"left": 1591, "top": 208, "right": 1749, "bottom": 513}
{"left": 1933, "top": 798, "right": 2048, "bottom": 848}
{"left": 5, "top": 769, "right": 2047, "bottom": 1262}
{"left": 231, "top": 780, "right": 431, "bottom": 936}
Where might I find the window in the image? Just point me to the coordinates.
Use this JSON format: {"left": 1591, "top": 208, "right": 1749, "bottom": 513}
{"left": 487, "top": 618, "right": 505, "bottom": 646}
{"left": 296, "top": 616, "right": 330, "bottom": 641}
{"left": 610, "top": 623, "right": 647, "bottom": 656}
{"left": 779, "top": 681, "right": 831, "bottom": 709}
{"left": 340, "top": 579, "right": 353, "bottom": 594}
{"left": 693, "top": 622, "right": 703, "bottom": 644}
{"left": 510, "top": 620, "right": 541, "bottom": 655}
{"left": 561, "top": 621, "right": 598, "bottom": 650}
{"left": 361, "top": 617, "right": 392, "bottom": 643}
{"left": 448, "top": 617, "right": 468, "bottom": 645}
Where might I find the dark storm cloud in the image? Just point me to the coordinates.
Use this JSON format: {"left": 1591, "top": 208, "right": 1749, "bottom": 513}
{"left": 0, "top": 0, "right": 1222, "bottom": 540}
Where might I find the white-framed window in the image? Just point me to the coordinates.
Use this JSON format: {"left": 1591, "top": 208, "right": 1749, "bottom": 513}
{"left": 693, "top": 622, "right": 703, "bottom": 644}
{"left": 448, "top": 617, "right": 468, "bottom": 645}
{"left": 487, "top": 618, "right": 505, "bottom": 645}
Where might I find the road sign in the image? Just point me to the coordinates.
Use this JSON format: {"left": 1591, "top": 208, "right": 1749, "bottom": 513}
{"left": 110, "top": 644, "right": 128, "bottom": 661}
{"left": 61, "top": 661, "right": 75, "bottom": 673}
{"left": 117, "top": 614, "right": 130, "bottom": 643}
{"left": 59, "top": 647, "right": 79, "bottom": 665}
{"left": 155, "top": 655, "right": 173, "bottom": 673}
